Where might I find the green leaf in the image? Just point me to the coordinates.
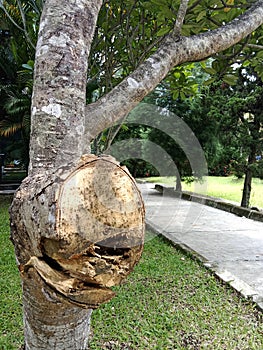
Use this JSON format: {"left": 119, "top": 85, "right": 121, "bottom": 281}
{"left": 173, "top": 72, "right": 181, "bottom": 79}
{"left": 243, "top": 60, "right": 251, "bottom": 67}
{"left": 157, "top": 27, "right": 170, "bottom": 36}
{"left": 141, "top": 2, "right": 154, "bottom": 10}
{"left": 172, "top": 90, "right": 179, "bottom": 99}
{"left": 196, "top": 10, "right": 207, "bottom": 23}
{"left": 256, "top": 51, "right": 263, "bottom": 59}
{"left": 121, "top": 124, "right": 129, "bottom": 131}
{"left": 203, "top": 78, "right": 216, "bottom": 85}
{"left": 150, "top": 0, "right": 167, "bottom": 5}
{"left": 179, "top": 91, "right": 186, "bottom": 100}
{"left": 160, "top": 6, "right": 175, "bottom": 19}
{"left": 222, "top": 74, "right": 238, "bottom": 85}
{"left": 22, "top": 63, "right": 33, "bottom": 71}
{"left": 202, "top": 67, "right": 217, "bottom": 75}
{"left": 212, "top": 60, "right": 224, "bottom": 72}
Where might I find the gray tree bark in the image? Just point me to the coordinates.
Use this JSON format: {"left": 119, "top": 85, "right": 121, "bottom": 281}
{"left": 29, "top": 0, "right": 103, "bottom": 175}
{"left": 8, "top": 0, "right": 263, "bottom": 349}
{"left": 12, "top": 2, "right": 105, "bottom": 348}
{"left": 10, "top": 1, "right": 143, "bottom": 349}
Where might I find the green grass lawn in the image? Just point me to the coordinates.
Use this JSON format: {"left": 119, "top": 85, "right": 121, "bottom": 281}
{"left": 0, "top": 196, "right": 23, "bottom": 350}
{"left": 90, "top": 235, "right": 263, "bottom": 349}
{"left": 1, "top": 197, "right": 262, "bottom": 349}
{"left": 144, "top": 176, "right": 263, "bottom": 209}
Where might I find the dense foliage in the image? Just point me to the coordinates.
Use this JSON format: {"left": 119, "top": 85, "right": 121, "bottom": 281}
{"left": 0, "top": 1, "right": 262, "bottom": 189}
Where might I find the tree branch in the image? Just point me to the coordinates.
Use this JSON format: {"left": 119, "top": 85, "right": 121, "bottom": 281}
{"left": 246, "top": 43, "right": 263, "bottom": 50}
{"left": 173, "top": 0, "right": 190, "bottom": 37}
{"left": 0, "top": 2, "right": 24, "bottom": 32}
{"left": 84, "top": 1, "right": 263, "bottom": 144}
{"left": 0, "top": 0, "right": 36, "bottom": 49}
{"left": 16, "top": 0, "right": 36, "bottom": 49}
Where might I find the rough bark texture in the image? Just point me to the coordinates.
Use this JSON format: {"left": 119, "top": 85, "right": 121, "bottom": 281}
{"left": 13, "top": 2, "right": 105, "bottom": 346}
{"left": 22, "top": 270, "right": 92, "bottom": 350}
{"left": 29, "top": 0, "right": 103, "bottom": 175}
{"left": 84, "top": 1, "right": 263, "bottom": 143}
{"left": 11, "top": 155, "right": 145, "bottom": 349}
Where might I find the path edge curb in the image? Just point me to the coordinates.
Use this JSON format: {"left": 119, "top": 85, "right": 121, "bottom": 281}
{"left": 146, "top": 221, "right": 263, "bottom": 312}
{"left": 146, "top": 182, "right": 263, "bottom": 223}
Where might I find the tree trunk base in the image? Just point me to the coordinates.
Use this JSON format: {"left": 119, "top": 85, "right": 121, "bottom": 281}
{"left": 23, "top": 269, "right": 92, "bottom": 350}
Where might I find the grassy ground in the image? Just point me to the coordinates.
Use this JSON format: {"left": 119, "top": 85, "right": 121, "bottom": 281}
{"left": 90, "top": 234, "right": 263, "bottom": 349}
{"left": 0, "top": 196, "right": 23, "bottom": 350}
{"left": 144, "top": 176, "right": 263, "bottom": 209}
{"left": 1, "top": 197, "right": 262, "bottom": 349}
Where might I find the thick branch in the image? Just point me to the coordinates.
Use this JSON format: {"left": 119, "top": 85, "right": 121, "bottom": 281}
{"left": 85, "top": 0, "right": 263, "bottom": 142}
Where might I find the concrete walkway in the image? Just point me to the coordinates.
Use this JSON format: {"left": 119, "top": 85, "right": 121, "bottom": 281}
{"left": 138, "top": 182, "right": 263, "bottom": 311}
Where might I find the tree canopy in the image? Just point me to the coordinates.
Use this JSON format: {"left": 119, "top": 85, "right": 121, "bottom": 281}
{"left": 0, "top": 0, "right": 262, "bottom": 176}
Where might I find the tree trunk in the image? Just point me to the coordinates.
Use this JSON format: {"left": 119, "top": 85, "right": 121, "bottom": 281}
{"left": 241, "top": 165, "right": 253, "bottom": 208}
{"left": 10, "top": 155, "right": 145, "bottom": 350}
{"left": 175, "top": 175, "right": 182, "bottom": 192}
{"left": 28, "top": 0, "right": 102, "bottom": 174}
{"left": 10, "top": 2, "right": 104, "bottom": 348}
{"left": 9, "top": 1, "right": 145, "bottom": 349}
{"left": 22, "top": 270, "right": 92, "bottom": 350}
{"left": 241, "top": 116, "right": 260, "bottom": 208}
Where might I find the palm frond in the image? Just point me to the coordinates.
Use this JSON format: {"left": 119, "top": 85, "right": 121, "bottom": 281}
{"left": 0, "top": 83, "right": 15, "bottom": 94}
{"left": 0, "top": 48, "right": 17, "bottom": 81}
{"left": 1, "top": 1, "right": 23, "bottom": 29}
{"left": 27, "top": 0, "right": 44, "bottom": 16}
{"left": 0, "top": 118, "right": 23, "bottom": 137}
{"left": 4, "top": 94, "right": 31, "bottom": 115}
{"left": 22, "top": 113, "right": 31, "bottom": 135}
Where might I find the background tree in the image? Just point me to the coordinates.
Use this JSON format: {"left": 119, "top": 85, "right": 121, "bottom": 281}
{"left": 0, "top": 0, "right": 39, "bottom": 168}
{"left": 197, "top": 69, "right": 263, "bottom": 207}
{"left": 0, "top": 0, "right": 263, "bottom": 349}
{"left": 134, "top": 63, "right": 263, "bottom": 207}
{"left": 2, "top": 0, "right": 263, "bottom": 159}
{"left": 140, "top": 65, "right": 212, "bottom": 190}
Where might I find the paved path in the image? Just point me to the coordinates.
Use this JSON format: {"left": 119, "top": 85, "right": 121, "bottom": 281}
{"left": 138, "top": 182, "right": 263, "bottom": 310}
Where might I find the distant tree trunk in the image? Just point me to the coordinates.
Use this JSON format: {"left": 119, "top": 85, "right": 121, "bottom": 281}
{"left": 175, "top": 172, "right": 182, "bottom": 192}
{"left": 241, "top": 161, "right": 253, "bottom": 208}
{"left": 241, "top": 117, "right": 260, "bottom": 208}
